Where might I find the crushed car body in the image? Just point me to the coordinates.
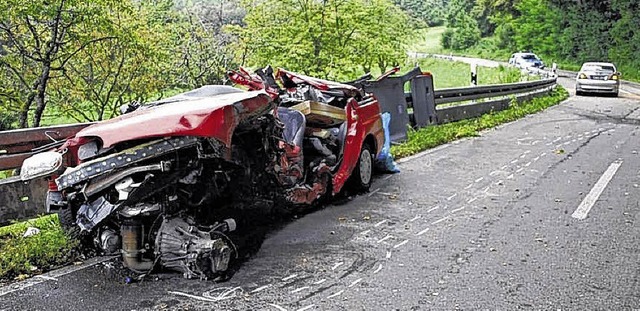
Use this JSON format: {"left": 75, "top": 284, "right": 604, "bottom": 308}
{"left": 20, "top": 66, "right": 388, "bottom": 280}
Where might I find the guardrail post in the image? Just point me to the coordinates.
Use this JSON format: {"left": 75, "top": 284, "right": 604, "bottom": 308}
{"left": 470, "top": 63, "right": 478, "bottom": 86}
{"left": 552, "top": 63, "right": 558, "bottom": 76}
{"left": 410, "top": 73, "right": 437, "bottom": 127}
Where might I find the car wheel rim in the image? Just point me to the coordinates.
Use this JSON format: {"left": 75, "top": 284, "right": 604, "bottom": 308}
{"left": 359, "top": 149, "right": 372, "bottom": 185}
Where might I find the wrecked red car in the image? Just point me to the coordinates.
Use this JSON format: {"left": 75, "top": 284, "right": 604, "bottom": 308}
{"left": 19, "top": 67, "right": 386, "bottom": 279}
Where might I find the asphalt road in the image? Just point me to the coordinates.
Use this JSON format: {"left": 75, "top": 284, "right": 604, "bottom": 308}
{"left": 1, "top": 76, "right": 639, "bottom": 311}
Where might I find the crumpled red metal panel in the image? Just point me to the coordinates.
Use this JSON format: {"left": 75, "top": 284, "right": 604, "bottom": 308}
{"left": 73, "top": 91, "right": 273, "bottom": 148}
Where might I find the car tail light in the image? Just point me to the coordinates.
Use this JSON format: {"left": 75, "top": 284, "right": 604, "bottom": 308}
{"left": 48, "top": 176, "right": 59, "bottom": 191}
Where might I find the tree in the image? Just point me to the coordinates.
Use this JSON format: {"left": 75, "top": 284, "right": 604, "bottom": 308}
{"left": 0, "top": 0, "right": 121, "bottom": 128}
{"left": 232, "top": 0, "right": 411, "bottom": 80}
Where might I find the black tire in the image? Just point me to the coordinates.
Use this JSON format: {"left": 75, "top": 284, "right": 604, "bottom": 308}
{"left": 348, "top": 143, "right": 374, "bottom": 192}
{"left": 57, "top": 207, "right": 81, "bottom": 240}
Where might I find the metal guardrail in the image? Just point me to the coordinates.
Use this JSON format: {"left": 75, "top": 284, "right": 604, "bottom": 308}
{"left": 432, "top": 78, "right": 556, "bottom": 105}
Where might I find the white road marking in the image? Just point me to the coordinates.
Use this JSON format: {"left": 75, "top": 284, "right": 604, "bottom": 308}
{"left": 360, "top": 229, "right": 371, "bottom": 235}
{"left": 394, "top": 239, "right": 409, "bottom": 248}
{"left": 489, "top": 170, "right": 501, "bottom": 176}
{"left": 564, "top": 141, "right": 571, "bottom": 146}
{"left": 467, "top": 196, "right": 478, "bottom": 203}
{"left": 415, "top": 228, "right": 430, "bottom": 236}
{"left": 446, "top": 193, "right": 458, "bottom": 201}
{"left": 409, "top": 215, "right": 422, "bottom": 222}
{"left": 533, "top": 156, "right": 540, "bottom": 162}
{"left": 313, "top": 279, "right": 327, "bottom": 285}
{"left": 475, "top": 177, "right": 484, "bottom": 183}
{"left": 368, "top": 188, "right": 381, "bottom": 197}
{"left": 331, "top": 263, "right": 344, "bottom": 271}
{"left": 524, "top": 161, "right": 532, "bottom": 167}
{"left": 291, "top": 286, "right": 310, "bottom": 294}
{"left": 269, "top": 303, "right": 288, "bottom": 311}
{"left": 374, "top": 219, "right": 388, "bottom": 227}
{"left": 282, "top": 274, "right": 298, "bottom": 282}
{"left": 327, "top": 290, "right": 345, "bottom": 299}
{"left": 483, "top": 186, "right": 491, "bottom": 193}
{"left": 374, "top": 264, "right": 383, "bottom": 274}
{"left": 349, "top": 278, "right": 363, "bottom": 287}
{"left": 377, "top": 235, "right": 393, "bottom": 243}
{"left": 531, "top": 140, "right": 541, "bottom": 145}
{"left": 500, "top": 165, "right": 508, "bottom": 170}
{"left": 386, "top": 251, "right": 392, "bottom": 259}
{"left": 507, "top": 174, "right": 514, "bottom": 179}
{"left": 511, "top": 159, "right": 519, "bottom": 164}
{"left": 541, "top": 152, "right": 547, "bottom": 157}
{"left": 524, "top": 150, "right": 531, "bottom": 154}
{"left": 169, "top": 291, "right": 217, "bottom": 302}
{"left": 553, "top": 137, "right": 562, "bottom": 143}
{"left": 516, "top": 168, "right": 524, "bottom": 173}
{"left": 34, "top": 275, "right": 58, "bottom": 281}
{"left": 496, "top": 180, "right": 504, "bottom": 185}
{"left": 520, "top": 154, "right": 527, "bottom": 158}
{"left": 451, "top": 206, "right": 466, "bottom": 213}
{"left": 464, "top": 183, "right": 473, "bottom": 189}
{"left": 427, "top": 206, "right": 440, "bottom": 213}
{"left": 251, "top": 284, "right": 272, "bottom": 293}
{"left": 571, "top": 160, "right": 623, "bottom": 220}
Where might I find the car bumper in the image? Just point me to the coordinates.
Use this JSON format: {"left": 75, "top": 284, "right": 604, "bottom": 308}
{"left": 576, "top": 80, "right": 619, "bottom": 93}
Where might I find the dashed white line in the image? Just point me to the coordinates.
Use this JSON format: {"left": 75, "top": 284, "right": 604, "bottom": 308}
{"left": 524, "top": 161, "right": 532, "bottom": 167}
{"left": 374, "top": 220, "right": 388, "bottom": 227}
{"left": 500, "top": 165, "right": 508, "bottom": 170}
{"left": 511, "top": 159, "right": 519, "bottom": 164}
{"left": 409, "top": 215, "right": 422, "bottom": 222}
{"left": 475, "top": 177, "right": 484, "bottom": 183}
{"left": 377, "top": 235, "right": 393, "bottom": 243}
{"left": 451, "top": 206, "right": 466, "bottom": 213}
{"left": 331, "top": 262, "right": 344, "bottom": 271}
{"left": 415, "top": 228, "right": 430, "bottom": 236}
{"left": 394, "top": 239, "right": 409, "bottom": 248}
{"left": 467, "top": 196, "right": 478, "bottom": 203}
{"left": 446, "top": 193, "right": 458, "bottom": 201}
{"left": 313, "top": 279, "right": 327, "bottom": 285}
{"left": 427, "top": 206, "right": 440, "bottom": 213}
{"left": 327, "top": 290, "right": 345, "bottom": 299}
{"left": 297, "top": 305, "right": 315, "bottom": 311}
{"left": 572, "top": 160, "right": 623, "bottom": 220}
{"left": 349, "top": 278, "right": 363, "bottom": 288}
{"left": 464, "top": 183, "right": 474, "bottom": 189}
{"left": 516, "top": 168, "right": 524, "bottom": 173}
{"left": 533, "top": 156, "right": 540, "bottom": 162}
{"left": 282, "top": 274, "right": 298, "bottom": 282}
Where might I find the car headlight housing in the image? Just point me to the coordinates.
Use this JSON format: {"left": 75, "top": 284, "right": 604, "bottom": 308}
{"left": 610, "top": 74, "right": 619, "bottom": 80}
{"left": 578, "top": 73, "right": 587, "bottom": 79}
{"left": 20, "top": 152, "right": 63, "bottom": 181}
{"left": 77, "top": 140, "right": 100, "bottom": 161}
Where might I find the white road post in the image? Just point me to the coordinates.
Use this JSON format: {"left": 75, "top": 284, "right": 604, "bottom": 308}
{"left": 471, "top": 63, "right": 478, "bottom": 86}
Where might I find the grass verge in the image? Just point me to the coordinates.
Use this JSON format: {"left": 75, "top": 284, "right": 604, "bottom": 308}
{"left": 391, "top": 86, "right": 569, "bottom": 159}
{"left": 0, "top": 214, "right": 76, "bottom": 282}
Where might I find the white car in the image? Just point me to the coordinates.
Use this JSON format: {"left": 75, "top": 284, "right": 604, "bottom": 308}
{"left": 575, "top": 62, "right": 620, "bottom": 96}
{"left": 508, "top": 52, "right": 544, "bottom": 69}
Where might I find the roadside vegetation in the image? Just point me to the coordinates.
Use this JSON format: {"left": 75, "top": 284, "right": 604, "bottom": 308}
{"left": 403, "top": 0, "right": 640, "bottom": 82}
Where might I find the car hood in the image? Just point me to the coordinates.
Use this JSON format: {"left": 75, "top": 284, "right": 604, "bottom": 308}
{"left": 75, "top": 88, "right": 272, "bottom": 148}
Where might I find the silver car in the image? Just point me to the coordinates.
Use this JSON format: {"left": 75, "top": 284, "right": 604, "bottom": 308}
{"left": 575, "top": 62, "right": 621, "bottom": 96}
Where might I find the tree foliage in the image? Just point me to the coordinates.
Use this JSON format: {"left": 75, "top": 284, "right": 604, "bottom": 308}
{"left": 233, "top": 0, "right": 411, "bottom": 80}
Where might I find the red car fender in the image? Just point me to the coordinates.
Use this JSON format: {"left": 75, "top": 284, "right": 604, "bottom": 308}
{"left": 331, "top": 98, "right": 383, "bottom": 194}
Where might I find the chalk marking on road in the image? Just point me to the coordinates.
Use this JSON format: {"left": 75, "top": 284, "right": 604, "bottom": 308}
{"left": 524, "top": 150, "right": 531, "bottom": 154}
{"left": 374, "top": 264, "right": 384, "bottom": 274}
{"left": 297, "top": 305, "right": 316, "bottom": 311}
{"left": 541, "top": 152, "right": 547, "bottom": 157}
{"left": 291, "top": 286, "right": 310, "bottom": 294}
{"left": 532, "top": 140, "right": 541, "bottom": 145}
{"left": 374, "top": 219, "right": 388, "bottom": 227}
{"left": 475, "top": 177, "right": 484, "bottom": 183}
{"left": 533, "top": 156, "right": 540, "bottom": 162}
{"left": 34, "top": 275, "right": 58, "bottom": 281}
{"left": 446, "top": 193, "right": 458, "bottom": 201}
{"left": 386, "top": 251, "right": 392, "bottom": 259}
{"left": 427, "top": 206, "right": 440, "bottom": 213}
{"left": 250, "top": 284, "right": 272, "bottom": 293}
{"left": 416, "top": 227, "right": 430, "bottom": 236}
{"left": 360, "top": 229, "right": 371, "bottom": 235}
{"left": 572, "top": 160, "right": 623, "bottom": 220}
{"left": 511, "top": 159, "right": 519, "bottom": 164}
{"left": 483, "top": 186, "right": 491, "bottom": 193}
{"left": 524, "top": 161, "right": 532, "bottom": 167}
{"left": 553, "top": 137, "right": 562, "bottom": 143}
{"left": 282, "top": 274, "right": 298, "bottom": 282}
{"left": 578, "top": 136, "right": 585, "bottom": 140}
{"left": 313, "top": 279, "right": 327, "bottom": 285}
{"left": 507, "top": 174, "right": 514, "bottom": 179}
{"left": 394, "top": 239, "right": 409, "bottom": 248}
{"left": 327, "top": 290, "right": 345, "bottom": 299}
{"left": 368, "top": 188, "right": 381, "bottom": 197}
{"left": 451, "top": 206, "right": 466, "bottom": 214}
{"left": 564, "top": 141, "right": 571, "bottom": 146}
{"left": 384, "top": 175, "right": 394, "bottom": 180}
{"left": 520, "top": 154, "right": 527, "bottom": 159}
{"left": 516, "top": 168, "right": 524, "bottom": 173}
{"left": 409, "top": 215, "right": 422, "bottom": 222}
{"left": 331, "top": 263, "right": 344, "bottom": 271}
{"left": 546, "top": 142, "right": 553, "bottom": 146}
{"left": 377, "top": 235, "right": 393, "bottom": 243}
{"left": 431, "top": 217, "right": 450, "bottom": 225}
{"left": 500, "top": 165, "right": 508, "bottom": 170}
{"left": 496, "top": 180, "right": 504, "bottom": 185}
{"left": 464, "top": 183, "right": 474, "bottom": 189}
{"left": 168, "top": 291, "right": 217, "bottom": 302}
{"left": 468, "top": 196, "right": 478, "bottom": 203}
{"left": 572, "top": 139, "right": 577, "bottom": 143}
{"left": 489, "top": 170, "right": 501, "bottom": 176}
{"left": 0, "top": 255, "right": 116, "bottom": 298}
{"left": 349, "top": 278, "right": 363, "bottom": 288}
{"left": 269, "top": 303, "right": 289, "bottom": 311}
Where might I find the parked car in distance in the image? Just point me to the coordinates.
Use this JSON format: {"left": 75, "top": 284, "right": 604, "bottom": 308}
{"left": 575, "top": 62, "right": 620, "bottom": 96}
{"left": 508, "top": 52, "right": 545, "bottom": 69}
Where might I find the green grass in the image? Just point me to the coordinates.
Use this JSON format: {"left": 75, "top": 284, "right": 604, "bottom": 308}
{"left": 414, "top": 57, "right": 525, "bottom": 89}
{"left": 391, "top": 86, "right": 569, "bottom": 159}
{"left": 0, "top": 214, "right": 76, "bottom": 281}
